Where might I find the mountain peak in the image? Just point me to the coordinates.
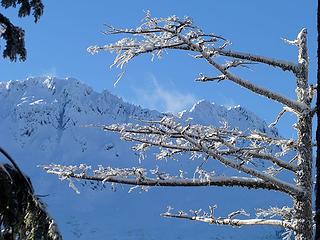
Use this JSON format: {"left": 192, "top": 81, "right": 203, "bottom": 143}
{"left": 180, "top": 99, "right": 278, "bottom": 137}
{"left": 0, "top": 77, "right": 163, "bottom": 148}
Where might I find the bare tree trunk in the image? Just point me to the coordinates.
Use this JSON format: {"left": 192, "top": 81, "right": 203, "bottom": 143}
{"left": 294, "top": 29, "right": 313, "bottom": 240}
{"left": 294, "top": 114, "right": 313, "bottom": 239}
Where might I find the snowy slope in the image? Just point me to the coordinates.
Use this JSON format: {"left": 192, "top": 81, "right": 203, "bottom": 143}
{"left": 0, "top": 77, "right": 289, "bottom": 239}
{"left": 179, "top": 99, "right": 279, "bottom": 137}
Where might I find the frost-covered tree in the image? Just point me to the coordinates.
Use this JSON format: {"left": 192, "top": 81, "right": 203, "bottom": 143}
{"left": 0, "top": 0, "right": 43, "bottom": 61}
{"left": 44, "top": 13, "right": 316, "bottom": 239}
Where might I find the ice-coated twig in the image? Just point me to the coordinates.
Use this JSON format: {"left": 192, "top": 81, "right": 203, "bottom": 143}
{"left": 223, "top": 59, "right": 257, "bottom": 70}
{"left": 269, "top": 107, "right": 291, "bottom": 128}
{"left": 196, "top": 73, "right": 226, "bottom": 82}
{"left": 281, "top": 37, "right": 299, "bottom": 46}
{"left": 227, "top": 209, "right": 250, "bottom": 219}
{"left": 256, "top": 206, "right": 293, "bottom": 221}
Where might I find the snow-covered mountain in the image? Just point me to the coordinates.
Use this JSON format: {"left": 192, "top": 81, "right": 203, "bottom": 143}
{"left": 0, "top": 77, "right": 289, "bottom": 239}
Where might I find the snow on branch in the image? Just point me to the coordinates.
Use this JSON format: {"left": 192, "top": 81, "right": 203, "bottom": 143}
{"left": 43, "top": 161, "right": 297, "bottom": 231}
{"left": 87, "top": 12, "right": 306, "bottom": 112}
{"left": 88, "top": 11, "right": 297, "bottom": 73}
{"left": 42, "top": 164, "right": 294, "bottom": 194}
{"left": 196, "top": 55, "right": 307, "bottom": 113}
{"left": 256, "top": 206, "right": 293, "bottom": 221}
{"left": 103, "top": 117, "right": 298, "bottom": 172}
{"left": 42, "top": 163, "right": 296, "bottom": 231}
{"left": 209, "top": 48, "right": 299, "bottom": 74}
{"left": 97, "top": 117, "right": 303, "bottom": 196}
{"left": 269, "top": 107, "right": 291, "bottom": 128}
{"left": 161, "top": 205, "right": 295, "bottom": 230}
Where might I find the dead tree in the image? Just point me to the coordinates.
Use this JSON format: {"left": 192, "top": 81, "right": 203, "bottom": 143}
{"left": 44, "top": 12, "right": 315, "bottom": 239}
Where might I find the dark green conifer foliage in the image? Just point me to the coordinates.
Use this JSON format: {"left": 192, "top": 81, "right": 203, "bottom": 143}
{"left": 0, "top": 0, "right": 43, "bottom": 61}
{"left": 0, "top": 148, "right": 62, "bottom": 240}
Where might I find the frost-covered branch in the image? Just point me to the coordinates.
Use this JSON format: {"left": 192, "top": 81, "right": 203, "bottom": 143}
{"left": 88, "top": 12, "right": 306, "bottom": 112}
{"left": 90, "top": 12, "right": 298, "bottom": 73}
{"left": 162, "top": 212, "right": 294, "bottom": 229}
{"left": 161, "top": 206, "right": 295, "bottom": 230}
{"left": 102, "top": 117, "right": 298, "bottom": 172}
{"left": 97, "top": 117, "right": 303, "bottom": 196}
{"left": 269, "top": 108, "right": 292, "bottom": 128}
{"left": 256, "top": 206, "right": 293, "bottom": 221}
{"left": 197, "top": 55, "right": 307, "bottom": 113}
{"left": 210, "top": 48, "right": 299, "bottom": 74}
{"left": 42, "top": 164, "right": 294, "bottom": 194}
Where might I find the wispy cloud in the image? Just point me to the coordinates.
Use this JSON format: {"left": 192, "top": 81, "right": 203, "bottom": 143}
{"left": 132, "top": 75, "right": 197, "bottom": 113}
{"left": 222, "top": 97, "right": 237, "bottom": 109}
{"left": 28, "top": 67, "right": 58, "bottom": 79}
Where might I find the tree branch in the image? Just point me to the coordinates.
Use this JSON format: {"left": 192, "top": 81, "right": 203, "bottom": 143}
{"left": 88, "top": 14, "right": 307, "bottom": 113}
{"left": 161, "top": 212, "right": 295, "bottom": 230}
{"left": 193, "top": 44, "right": 307, "bottom": 113}
{"left": 101, "top": 122, "right": 298, "bottom": 172}
{"left": 210, "top": 48, "right": 299, "bottom": 74}
{"left": 43, "top": 164, "right": 294, "bottom": 194}
{"left": 179, "top": 127, "right": 302, "bottom": 197}
{"left": 153, "top": 118, "right": 301, "bottom": 196}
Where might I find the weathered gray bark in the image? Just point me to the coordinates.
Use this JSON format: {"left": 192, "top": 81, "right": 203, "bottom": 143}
{"left": 293, "top": 28, "right": 313, "bottom": 240}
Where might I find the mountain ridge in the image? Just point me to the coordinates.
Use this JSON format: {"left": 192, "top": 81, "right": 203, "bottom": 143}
{"left": 0, "top": 76, "right": 278, "bottom": 146}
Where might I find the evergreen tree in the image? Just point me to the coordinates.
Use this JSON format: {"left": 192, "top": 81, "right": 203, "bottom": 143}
{"left": 0, "top": 147, "right": 61, "bottom": 240}
{"left": 0, "top": 0, "right": 43, "bottom": 61}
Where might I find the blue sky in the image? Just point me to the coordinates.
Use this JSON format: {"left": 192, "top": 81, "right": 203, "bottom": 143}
{"left": 0, "top": 1, "right": 317, "bottom": 137}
